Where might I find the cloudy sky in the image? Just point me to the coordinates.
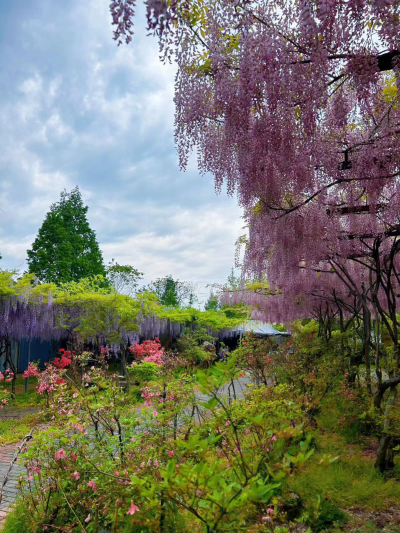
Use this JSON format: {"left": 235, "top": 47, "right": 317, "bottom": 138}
{"left": 0, "top": 0, "right": 244, "bottom": 304}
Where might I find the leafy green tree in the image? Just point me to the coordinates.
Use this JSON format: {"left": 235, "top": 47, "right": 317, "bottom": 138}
{"left": 105, "top": 259, "right": 143, "bottom": 296}
{"left": 27, "top": 187, "right": 106, "bottom": 284}
{"left": 145, "top": 275, "right": 197, "bottom": 307}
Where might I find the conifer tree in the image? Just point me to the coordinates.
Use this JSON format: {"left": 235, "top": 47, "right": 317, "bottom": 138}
{"left": 204, "top": 290, "right": 219, "bottom": 311}
{"left": 27, "top": 187, "right": 106, "bottom": 284}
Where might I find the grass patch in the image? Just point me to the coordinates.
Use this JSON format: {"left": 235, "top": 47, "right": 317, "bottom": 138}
{"left": 8, "top": 388, "right": 40, "bottom": 409}
{"left": 1, "top": 499, "right": 33, "bottom": 533}
{"left": 289, "top": 430, "right": 400, "bottom": 511}
{"left": 0, "top": 413, "right": 39, "bottom": 445}
{"left": 2, "top": 376, "right": 40, "bottom": 409}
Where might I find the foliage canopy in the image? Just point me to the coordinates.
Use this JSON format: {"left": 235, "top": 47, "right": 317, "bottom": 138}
{"left": 27, "top": 187, "right": 106, "bottom": 284}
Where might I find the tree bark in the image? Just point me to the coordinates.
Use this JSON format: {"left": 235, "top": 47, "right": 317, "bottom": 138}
{"left": 375, "top": 384, "right": 398, "bottom": 471}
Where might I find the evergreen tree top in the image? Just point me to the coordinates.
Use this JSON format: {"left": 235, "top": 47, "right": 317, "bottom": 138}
{"left": 27, "top": 187, "right": 106, "bottom": 284}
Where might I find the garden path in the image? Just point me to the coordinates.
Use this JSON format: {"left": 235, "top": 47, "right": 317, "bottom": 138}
{"left": 0, "top": 407, "right": 41, "bottom": 529}
{"left": 195, "top": 373, "right": 253, "bottom": 404}
{"left": 0, "top": 442, "right": 25, "bottom": 528}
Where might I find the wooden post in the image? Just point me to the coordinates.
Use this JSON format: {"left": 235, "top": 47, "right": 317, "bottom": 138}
{"left": 25, "top": 338, "right": 31, "bottom": 393}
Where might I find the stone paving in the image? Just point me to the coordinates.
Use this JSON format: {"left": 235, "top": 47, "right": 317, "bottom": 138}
{"left": 0, "top": 442, "right": 25, "bottom": 527}
{"left": 0, "top": 408, "right": 39, "bottom": 529}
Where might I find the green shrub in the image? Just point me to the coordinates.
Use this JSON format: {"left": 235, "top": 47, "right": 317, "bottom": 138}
{"left": 313, "top": 501, "right": 347, "bottom": 532}
{"left": 127, "top": 361, "right": 160, "bottom": 384}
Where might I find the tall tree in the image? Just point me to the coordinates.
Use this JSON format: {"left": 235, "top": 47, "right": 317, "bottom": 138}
{"left": 27, "top": 187, "right": 106, "bottom": 284}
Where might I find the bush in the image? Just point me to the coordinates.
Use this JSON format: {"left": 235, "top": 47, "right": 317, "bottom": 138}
{"left": 127, "top": 361, "right": 160, "bottom": 383}
{"left": 313, "top": 501, "right": 347, "bottom": 532}
{"left": 176, "top": 327, "right": 217, "bottom": 367}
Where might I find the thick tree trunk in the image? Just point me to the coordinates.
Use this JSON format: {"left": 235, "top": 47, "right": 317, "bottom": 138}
{"left": 375, "top": 384, "right": 397, "bottom": 471}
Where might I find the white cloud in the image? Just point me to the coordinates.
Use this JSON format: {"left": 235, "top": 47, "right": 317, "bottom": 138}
{"left": 101, "top": 203, "right": 243, "bottom": 292}
{"left": 0, "top": 0, "right": 244, "bottom": 303}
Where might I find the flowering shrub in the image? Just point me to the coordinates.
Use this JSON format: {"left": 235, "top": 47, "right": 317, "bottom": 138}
{"left": 52, "top": 348, "right": 73, "bottom": 369}
{"left": 0, "top": 373, "right": 10, "bottom": 408}
{"left": 23, "top": 363, "right": 40, "bottom": 378}
{"left": 234, "top": 332, "right": 277, "bottom": 386}
{"left": 17, "top": 357, "right": 315, "bottom": 532}
{"left": 3, "top": 368, "right": 14, "bottom": 383}
{"left": 129, "top": 338, "right": 164, "bottom": 365}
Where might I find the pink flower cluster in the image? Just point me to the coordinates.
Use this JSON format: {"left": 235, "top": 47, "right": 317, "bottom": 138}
{"left": 23, "top": 363, "right": 40, "bottom": 378}
{"left": 130, "top": 338, "right": 164, "bottom": 365}
{"left": 0, "top": 369, "right": 14, "bottom": 382}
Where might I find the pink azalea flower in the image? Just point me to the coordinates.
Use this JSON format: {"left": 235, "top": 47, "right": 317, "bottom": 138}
{"left": 271, "top": 434, "right": 277, "bottom": 441}
{"left": 225, "top": 420, "right": 231, "bottom": 426}
{"left": 262, "top": 516, "right": 272, "bottom": 522}
{"left": 54, "top": 448, "right": 66, "bottom": 461}
{"left": 245, "top": 428, "right": 250, "bottom": 434}
{"left": 127, "top": 501, "right": 140, "bottom": 515}
{"left": 70, "top": 471, "right": 80, "bottom": 480}
{"left": 87, "top": 480, "right": 97, "bottom": 492}
{"left": 267, "top": 508, "right": 274, "bottom": 515}
{"left": 153, "top": 411, "right": 158, "bottom": 417}
{"left": 168, "top": 450, "right": 175, "bottom": 457}
{"left": 85, "top": 514, "right": 91, "bottom": 523}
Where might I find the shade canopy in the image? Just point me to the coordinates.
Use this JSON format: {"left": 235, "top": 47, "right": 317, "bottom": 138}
{"left": 219, "top": 320, "right": 290, "bottom": 339}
